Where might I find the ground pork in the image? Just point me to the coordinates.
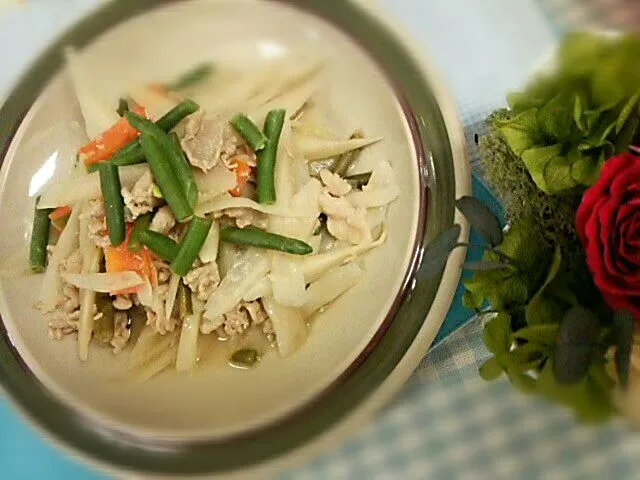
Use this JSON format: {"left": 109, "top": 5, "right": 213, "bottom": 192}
{"left": 216, "top": 207, "right": 268, "bottom": 229}
{"left": 149, "top": 205, "right": 176, "bottom": 235}
{"left": 83, "top": 199, "right": 110, "bottom": 248}
{"left": 201, "top": 301, "right": 269, "bottom": 339}
{"left": 121, "top": 170, "right": 159, "bottom": 222}
{"left": 183, "top": 262, "right": 220, "bottom": 302}
{"left": 110, "top": 311, "right": 131, "bottom": 353}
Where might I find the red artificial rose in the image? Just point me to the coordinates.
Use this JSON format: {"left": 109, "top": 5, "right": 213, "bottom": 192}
{"left": 576, "top": 152, "right": 640, "bottom": 319}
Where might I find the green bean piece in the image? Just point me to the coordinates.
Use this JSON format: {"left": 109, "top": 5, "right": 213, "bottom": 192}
{"left": 94, "top": 294, "right": 115, "bottom": 345}
{"left": 116, "top": 97, "right": 129, "bottom": 117}
{"left": 168, "top": 132, "right": 198, "bottom": 208}
{"left": 136, "top": 130, "right": 193, "bottom": 222}
{"left": 220, "top": 226, "right": 312, "bottom": 255}
{"left": 128, "top": 213, "right": 153, "bottom": 252}
{"left": 170, "top": 216, "right": 213, "bottom": 276}
{"left": 126, "top": 112, "right": 197, "bottom": 211}
{"left": 344, "top": 171, "right": 372, "bottom": 190}
{"left": 229, "top": 349, "right": 260, "bottom": 368}
{"left": 165, "top": 63, "right": 214, "bottom": 91}
{"left": 230, "top": 113, "right": 268, "bottom": 151}
{"left": 98, "top": 162, "right": 126, "bottom": 246}
{"left": 155, "top": 99, "right": 200, "bottom": 131}
{"left": 332, "top": 130, "right": 365, "bottom": 177}
{"left": 29, "top": 199, "right": 53, "bottom": 272}
{"left": 106, "top": 100, "right": 201, "bottom": 170}
{"left": 138, "top": 230, "right": 179, "bottom": 262}
{"left": 176, "top": 282, "right": 193, "bottom": 319}
{"left": 257, "top": 109, "right": 286, "bottom": 204}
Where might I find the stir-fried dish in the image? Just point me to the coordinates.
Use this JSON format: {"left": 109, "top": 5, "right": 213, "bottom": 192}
{"left": 28, "top": 50, "right": 400, "bottom": 380}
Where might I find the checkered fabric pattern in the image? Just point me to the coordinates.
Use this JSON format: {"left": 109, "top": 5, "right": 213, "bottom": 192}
{"left": 282, "top": 0, "right": 640, "bottom": 478}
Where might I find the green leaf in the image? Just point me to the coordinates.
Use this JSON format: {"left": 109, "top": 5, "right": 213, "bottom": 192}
{"left": 569, "top": 154, "right": 601, "bottom": 185}
{"left": 462, "top": 290, "right": 483, "bottom": 312}
{"left": 543, "top": 155, "right": 576, "bottom": 193}
{"left": 553, "top": 306, "right": 601, "bottom": 385}
{"left": 498, "top": 108, "right": 540, "bottom": 155}
{"left": 537, "top": 93, "right": 575, "bottom": 143}
{"left": 573, "top": 91, "right": 588, "bottom": 132}
{"left": 483, "top": 312, "right": 512, "bottom": 355}
{"left": 418, "top": 224, "right": 461, "bottom": 280}
{"left": 508, "top": 371, "right": 538, "bottom": 394}
{"left": 614, "top": 115, "right": 640, "bottom": 154}
{"left": 507, "top": 342, "right": 548, "bottom": 368}
{"left": 526, "top": 294, "right": 564, "bottom": 326}
{"left": 521, "top": 144, "right": 563, "bottom": 194}
{"left": 479, "top": 357, "right": 504, "bottom": 381}
{"left": 513, "top": 324, "right": 560, "bottom": 347}
{"left": 538, "top": 245, "right": 562, "bottom": 294}
{"left": 578, "top": 109, "right": 618, "bottom": 150}
{"left": 613, "top": 310, "right": 634, "bottom": 389}
{"left": 616, "top": 91, "right": 640, "bottom": 134}
{"left": 455, "top": 196, "right": 503, "bottom": 246}
{"left": 463, "top": 261, "right": 509, "bottom": 272}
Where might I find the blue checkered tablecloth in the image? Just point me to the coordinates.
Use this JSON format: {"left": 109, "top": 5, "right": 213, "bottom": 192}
{"left": 1, "top": 0, "right": 640, "bottom": 478}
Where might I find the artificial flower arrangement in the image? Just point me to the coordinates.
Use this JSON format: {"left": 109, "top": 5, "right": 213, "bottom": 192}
{"left": 426, "top": 31, "right": 640, "bottom": 422}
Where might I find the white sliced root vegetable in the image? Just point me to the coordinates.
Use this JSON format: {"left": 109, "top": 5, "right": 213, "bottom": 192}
{"left": 62, "top": 271, "right": 144, "bottom": 293}
{"left": 199, "top": 220, "right": 219, "bottom": 263}
{"left": 176, "top": 312, "right": 202, "bottom": 372}
{"left": 136, "top": 277, "right": 153, "bottom": 307}
{"left": 195, "top": 193, "right": 311, "bottom": 218}
{"left": 297, "top": 135, "right": 383, "bottom": 161}
{"left": 193, "top": 163, "right": 237, "bottom": 202}
{"left": 129, "top": 85, "right": 177, "bottom": 121}
{"left": 38, "top": 204, "right": 81, "bottom": 311}
{"left": 273, "top": 120, "right": 295, "bottom": 208}
{"left": 249, "top": 73, "right": 322, "bottom": 128}
{"left": 292, "top": 119, "right": 336, "bottom": 140}
{"left": 298, "top": 229, "right": 386, "bottom": 283}
{"left": 65, "top": 47, "right": 120, "bottom": 139}
{"left": 127, "top": 326, "right": 177, "bottom": 369}
{"left": 242, "top": 276, "right": 272, "bottom": 302}
{"left": 269, "top": 178, "right": 322, "bottom": 240}
{"left": 77, "top": 207, "right": 102, "bottom": 362}
{"left": 132, "top": 343, "right": 178, "bottom": 383}
{"left": 38, "top": 164, "right": 148, "bottom": 209}
{"left": 203, "top": 249, "right": 270, "bottom": 321}
{"left": 268, "top": 256, "right": 308, "bottom": 307}
{"left": 164, "top": 273, "right": 181, "bottom": 320}
{"left": 193, "top": 63, "right": 275, "bottom": 114}
{"left": 347, "top": 185, "right": 400, "bottom": 208}
{"left": 262, "top": 297, "right": 308, "bottom": 358}
{"left": 302, "top": 263, "right": 364, "bottom": 317}
{"left": 217, "top": 242, "right": 244, "bottom": 279}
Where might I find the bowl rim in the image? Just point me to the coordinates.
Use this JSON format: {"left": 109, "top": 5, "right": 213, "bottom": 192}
{"left": 0, "top": 0, "right": 471, "bottom": 476}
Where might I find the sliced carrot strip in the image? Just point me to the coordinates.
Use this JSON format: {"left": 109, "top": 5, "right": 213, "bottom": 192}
{"left": 49, "top": 205, "right": 72, "bottom": 221}
{"left": 78, "top": 104, "right": 147, "bottom": 167}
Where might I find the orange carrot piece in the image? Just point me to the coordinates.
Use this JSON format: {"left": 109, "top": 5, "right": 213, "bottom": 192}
{"left": 229, "top": 158, "right": 252, "bottom": 197}
{"left": 104, "top": 224, "right": 154, "bottom": 294}
{"left": 78, "top": 104, "right": 147, "bottom": 167}
{"left": 49, "top": 205, "right": 72, "bottom": 221}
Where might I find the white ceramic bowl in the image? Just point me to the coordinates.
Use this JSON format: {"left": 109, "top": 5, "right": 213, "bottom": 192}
{"left": 0, "top": 0, "right": 470, "bottom": 476}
